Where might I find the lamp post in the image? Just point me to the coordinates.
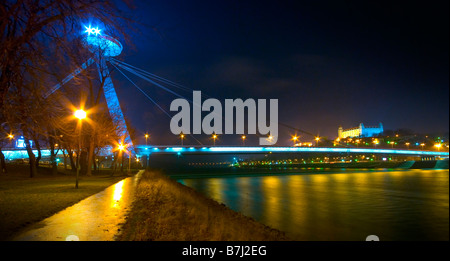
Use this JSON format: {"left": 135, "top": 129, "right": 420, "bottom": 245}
{"left": 435, "top": 143, "right": 442, "bottom": 152}
{"left": 8, "top": 134, "right": 14, "bottom": 147}
{"left": 405, "top": 142, "right": 410, "bottom": 150}
{"left": 118, "top": 144, "right": 124, "bottom": 173}
{"left": 180, "top": 133, "right": 184, "bottom": 146}
{"left": 128, "top": 150, "right": 131, "bottom": 175}
{"left": 212, "top": 133, "right": 217, "bottom": 146}
{"left": 373, "top": 139, "right": 379, "bottom": 148}
{"left": 315, "top": 136, "right": 320, "bottom": 147}
{"left": 241, "top": 135, "right": 246, "bottom": 146}
{"left": 145, "top": 133, "right": 149, "bottom": 168}
{"left": 420, "top": 143, "right": 425, "bottom": 151}
{"left": 74, "top": 109, "right": 86, "bottom": 189}
{"left": 292, "top": 135, "right": 298, "bottom": 146}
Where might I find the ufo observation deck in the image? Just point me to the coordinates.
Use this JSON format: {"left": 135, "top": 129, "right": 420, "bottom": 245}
{"left": 82, "top": 26, "right": 123, "bottom": 57}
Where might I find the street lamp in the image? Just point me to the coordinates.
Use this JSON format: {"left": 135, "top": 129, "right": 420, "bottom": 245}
{"left": 241, "top": 135, "right": 246, "bottom": 146}
{"left": 118, "top": 143, "right": 126, "bottom": 173}
{"left": 373, "top": 139, "right": 379, "bottom": 148}
{"left": 74, "top": 109, "right": 86, "bottom": 189}
{"left": 180, "top": 133, "right": 185, "bottom": 146}
{"left": 212, "top": 133, "right": 218, "bottom": 146}
{"left": 420, "top": 143, "right": 425, "bottom": 151}
{"left": 435, "top": 143, "right": 442, "bottom": 152}
{"left": 315, "top": 136, "right": 320, "bottom": 147}
{"left": 292, "top": 135, "right": 299, "bottom": 146}
{"left": 405, "top": 142, "right": 410, "bottom": 150}
{"left": 7, "top": 134, "right": 14, "bottom": 146}
{"left": 267, "top": 134, "right": 274, "bottom": 144}
{"left": 145, "top": 133, "right": 149, "bottom": 146}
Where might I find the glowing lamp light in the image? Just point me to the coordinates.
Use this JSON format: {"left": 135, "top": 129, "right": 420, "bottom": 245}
{"left": 84, "top": 25, "right": 101, "bottom": 36}
{"left": 74, "top": 109, "right": 86, "bottom": 120}
{"left": 118, "top": 144, "right": 125, "bottom": 151}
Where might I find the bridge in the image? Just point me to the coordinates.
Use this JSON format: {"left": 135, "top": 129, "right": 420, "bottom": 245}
{"left": 135, "top": 145, "right": 449, "bottom": 157}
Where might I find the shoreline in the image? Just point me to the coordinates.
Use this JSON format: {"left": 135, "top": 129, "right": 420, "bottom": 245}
{"left": 117, "top": 169, "right": 290, "bottom": 241}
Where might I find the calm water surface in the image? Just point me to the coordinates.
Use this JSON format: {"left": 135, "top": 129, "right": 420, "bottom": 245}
{"left": 178, "top": 169, "right": 449, "bottom": 241}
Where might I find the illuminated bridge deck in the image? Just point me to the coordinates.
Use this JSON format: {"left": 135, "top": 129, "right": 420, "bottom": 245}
{"left": 135, "top": 146, "right": 449, "bottom": 157}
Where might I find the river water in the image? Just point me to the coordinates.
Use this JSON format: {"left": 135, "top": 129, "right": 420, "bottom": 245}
{"left": 177, "top": 169, "right": 449, "bottom": 241}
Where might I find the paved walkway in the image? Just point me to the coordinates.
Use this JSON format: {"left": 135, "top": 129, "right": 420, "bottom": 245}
{"left": 12, "top": 170, "right": 144, "bottom": 241}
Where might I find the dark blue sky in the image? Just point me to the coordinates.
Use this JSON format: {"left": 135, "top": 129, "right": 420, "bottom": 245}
{"left": 108, "top": 0, "right": 449, "bottom": 146}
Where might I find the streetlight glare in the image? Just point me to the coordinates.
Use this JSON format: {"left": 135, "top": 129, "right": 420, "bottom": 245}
{"left": 74, "top": 109, "right": 87, "bottom": 120}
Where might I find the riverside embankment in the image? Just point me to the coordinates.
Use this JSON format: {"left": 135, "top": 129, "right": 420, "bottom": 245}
{"left": 117, "top": 170, "right": 289, "bottom": 241}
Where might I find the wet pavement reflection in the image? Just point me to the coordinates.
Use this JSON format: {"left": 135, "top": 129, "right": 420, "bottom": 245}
{"left": 13, "top": 170, "right": 144, "bottom": 241}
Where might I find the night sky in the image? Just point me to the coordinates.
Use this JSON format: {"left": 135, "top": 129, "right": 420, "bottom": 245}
{"left": 108, "top": 1, "right": 449, "bottom": 146}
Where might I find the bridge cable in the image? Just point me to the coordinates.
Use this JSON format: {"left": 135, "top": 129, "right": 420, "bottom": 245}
{"left": 111, "top": 58, "right": 193, "bottom": 93}
{"left": 111, "top": 60, "right": 221, "bottom": 120}
{"left": 111, "top": 58, "right": 213, "bottom": 98}
{"left": 110, "top": 62, "right": 204, "bottom": 146}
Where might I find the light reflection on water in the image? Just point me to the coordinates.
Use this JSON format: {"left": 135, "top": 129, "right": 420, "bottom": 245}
{"left": 178, "top": 169, "right": 449, "bottom": 241}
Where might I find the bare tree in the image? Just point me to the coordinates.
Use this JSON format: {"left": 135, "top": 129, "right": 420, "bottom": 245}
{"left": 1, "top": 0, "right": 135, "bottom": 177}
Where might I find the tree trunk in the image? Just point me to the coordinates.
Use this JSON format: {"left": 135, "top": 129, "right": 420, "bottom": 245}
{"left": 34, "top": 137, "right": 42, "bottom": 168}
{"left": 67, "top": 148, "right": 76, "bottom": 171}
{"left": 86, "top": 139, "right": 95, "bottom": 176}
{"left": 93, "top": 154, "right": 98, "bottom": 173}
{"left": 24, "top": 135, "right": 37, "bottom": 178}
{"left": 80, "top": 150, "right": 88, "bottom": 175}
{"left": 62, "top": 149, "right": 67, "bottom": 170}
{"left": 0, "top": 149, "right": 7, "bottom": 173}
{"left": 50, "top": 146, "right": 58, "bottom": 176}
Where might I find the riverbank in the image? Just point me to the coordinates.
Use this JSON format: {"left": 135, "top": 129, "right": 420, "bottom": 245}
{"left": 117, "top": 170, "right": 290, "bottom": 241}
{"left": 0, "top": 165, "right": 128, "bottom": 240}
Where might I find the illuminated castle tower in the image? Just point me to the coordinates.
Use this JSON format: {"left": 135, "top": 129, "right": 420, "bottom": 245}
{"left": 338, "top": 123, "right": 383, "bottom": 138}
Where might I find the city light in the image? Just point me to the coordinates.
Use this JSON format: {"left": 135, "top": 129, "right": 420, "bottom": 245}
{"left": 212, "top": 133, "right": 218, "bottom": 146}
{"left": 84, "top": 25, "right": 101, "bottom": 36}
{"left": 74, "top": 108, "right": 87, "bottom": 189}
{"left": 180, "top": 133, "right": 185, "bottom": 146}
{"left": 292, "top": 135, "right": 299, "bottom": 146}
{"left": 435, "top": 143, "right": 442, "bottom": 152}
{"left": 74, "top": 109, "right": 87, "bottom": 120}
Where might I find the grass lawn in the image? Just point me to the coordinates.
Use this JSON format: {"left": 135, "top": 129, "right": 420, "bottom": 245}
{"left": 117, "top": 170, "right": 290, "bottom": 241}
{"left": 0, "top": 164, "right": 130, "bottom": 240}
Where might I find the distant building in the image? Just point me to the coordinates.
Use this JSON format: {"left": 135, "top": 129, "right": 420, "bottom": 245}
{"left": 338, "top": 123, "right": 383, "bottom": 138}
